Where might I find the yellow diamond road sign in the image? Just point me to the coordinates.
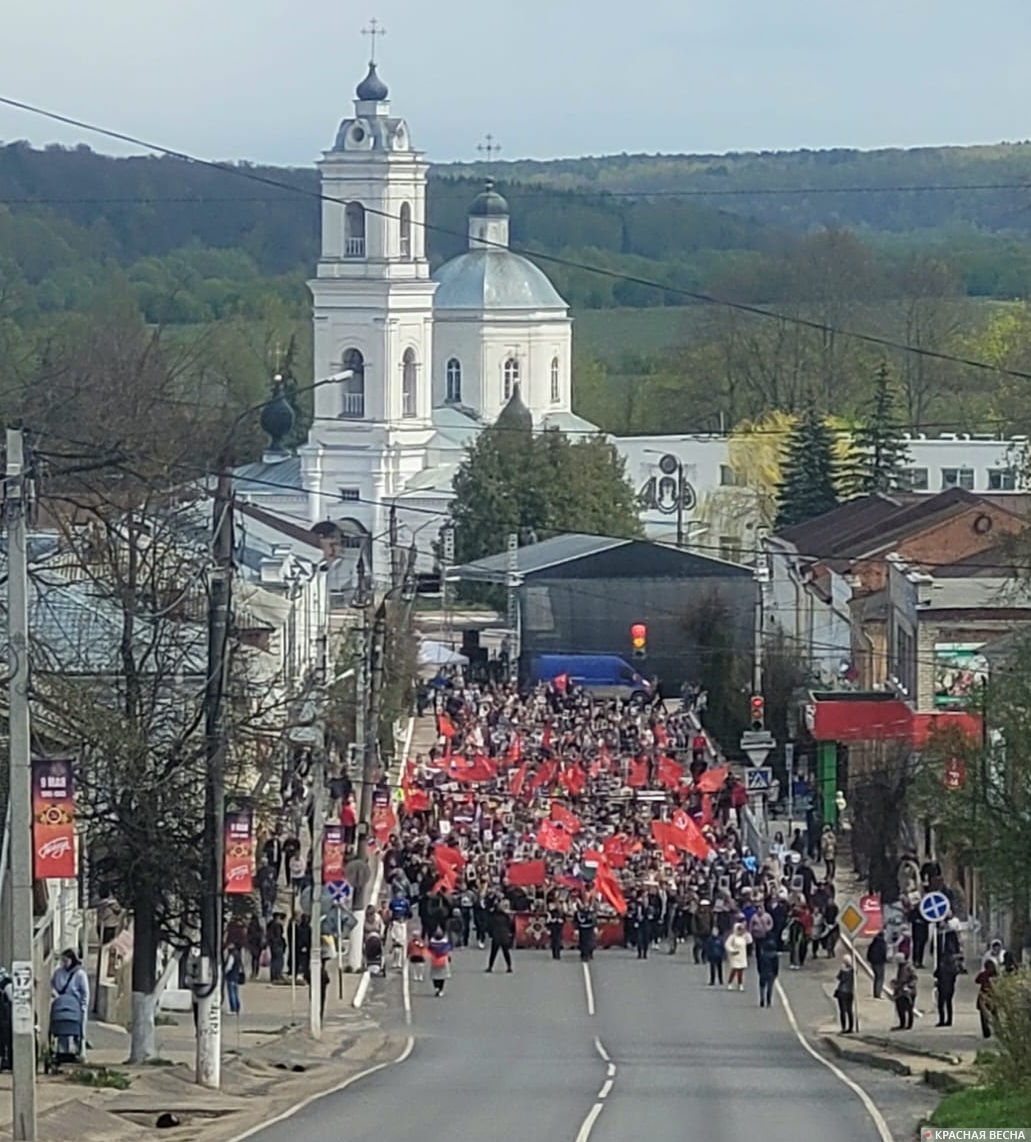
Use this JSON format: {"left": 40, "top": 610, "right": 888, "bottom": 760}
{"left": 840, "top": 901, "right": 865, "bottom": 938}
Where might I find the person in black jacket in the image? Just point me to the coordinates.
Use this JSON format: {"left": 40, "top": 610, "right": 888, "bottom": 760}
{"left": 486, "top": 899, "right": 515, "bottom": 973}
{"left": 866, "top": 931, "right": 888, "bottom": 999}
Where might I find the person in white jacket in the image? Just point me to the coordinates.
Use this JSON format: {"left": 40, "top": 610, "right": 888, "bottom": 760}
{"left": 725, "top": 922, "right": 752, "bottom": 991}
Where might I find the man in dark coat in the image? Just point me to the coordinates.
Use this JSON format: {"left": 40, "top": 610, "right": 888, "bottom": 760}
{"left": 485, "top": 900, "right": 515, "bottom": 973}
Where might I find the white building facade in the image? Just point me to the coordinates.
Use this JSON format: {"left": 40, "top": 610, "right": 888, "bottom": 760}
{"left": 235, "top": 52, "right": 1028, "bottom": 584}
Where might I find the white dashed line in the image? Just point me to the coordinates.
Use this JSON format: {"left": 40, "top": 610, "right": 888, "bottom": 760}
{"left": 593, "top": 1035, "right": 609, "bottom": 1062}
{"left": 598, "top": 1079, "right": 613, "bottom": 1099}
{"left": 574, "top": 1102, "right": 605, "bottom": 1142}
{"left": 606, "top": 1062, "right": 616, "bottom": 1078}
{"left": 583, "top": 963, "right": 596, "bottom": 1016}
{"left": 402, "top": 960, "right": 412, "bottom": 1025}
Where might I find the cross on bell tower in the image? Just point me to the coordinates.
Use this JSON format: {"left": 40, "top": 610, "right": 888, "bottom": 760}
{"left": 477, "top": 133, "right": 502, "bottom": 165}
{"left": 362, "top": 17, "right": 386, "bottom": 62}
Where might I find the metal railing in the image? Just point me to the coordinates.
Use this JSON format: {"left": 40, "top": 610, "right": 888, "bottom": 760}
{"left": 345, "top": 236, "right": 366, "bottom": 258}
{"left": 341, "top": 391, "right": 365, "bottom": 419}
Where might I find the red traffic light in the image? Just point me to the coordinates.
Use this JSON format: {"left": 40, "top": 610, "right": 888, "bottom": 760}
{"left": 631, "top": 623, "right": 647, "bottom": 648}
{"left": 749, "top": 695, "right": 765, "bottom": 729}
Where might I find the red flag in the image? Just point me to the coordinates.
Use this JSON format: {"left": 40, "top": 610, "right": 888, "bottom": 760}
{"left": 561, "top": 766, "right": 586, "bottom": 796}
{"left": 506, "top": 859, "right": 546, "bottom": 887}
{"left": 628, "top": 758, "right": 649, "bottom": 788}
{"left": 602, "top": 834, "right": 628, "bottom": 869}
{"left": 657, "top": 756, "right": 682, "bottom": 790}
{"left": 530, "top": 759, "right": 557, "bottom": 793}
{"left": 671, "top": 813, "right": 713, "bottom": 860}
{"left": 372, "top": 804, "right": 397, "bottom": 846}
{"left": 447, "top": 754, "right": 497, "bottom": 784}
{"left": 672, "top": 808, "right": 691, "bottom": 833}
{"left": 700, "top": 793, "right": 715, "bottom": 827}
{"left": 697, "top": 766, "right": 729, "bottom": 793}
{"left": 433, "top": 866, "right": 459, "bottom": 894}
{"left": 437, "top": 712, "right": 456, "bottom": 739}
{"left": 537, "top": 820, "right": 573, "bottom": 853}
{"left": 434, "top": 845, "right": 467, "bottom": 878}
{"left": 404, "top": 789, "right": 431, "bottom": 814}
{"left": 584, "top": 854, "right": 628, "bottom": 916}
{"left": 510, "top": 764, "right": 527, "bottom": 799}
{"left": 551, "top": 803, "right": 582, "bottom": 834}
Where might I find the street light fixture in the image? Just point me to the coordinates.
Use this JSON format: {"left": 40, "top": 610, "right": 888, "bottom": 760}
{"left": 643, "top": 449, "right": 694, "bottom": 549}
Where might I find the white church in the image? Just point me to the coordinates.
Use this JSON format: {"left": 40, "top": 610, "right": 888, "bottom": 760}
{"left": 237, "top": 52, "right": 1024, "bottom": 584}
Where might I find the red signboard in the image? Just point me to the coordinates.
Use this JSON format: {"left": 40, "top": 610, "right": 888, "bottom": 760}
{"left": 944, "top": 759, "right": 967, "bottom": 791}
{"left": 859, "top": 894, "right": 883, "bottom": 936}
{"left": 322, "top": 824, "right": 346, "bottom": 884}
{"left": 222, "top": 801, "right": 255, "bottom": 895}
{"left": 31, "top": 758, "right": 76, "bottom": 879}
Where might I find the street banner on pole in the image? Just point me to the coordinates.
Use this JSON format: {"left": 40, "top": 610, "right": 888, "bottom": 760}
{"left": 222, "top": 799, "right": 254, "bottom": 895}
{"left": 322, "top": 824, "right": 346, "bottom": 884}
{"left": 31, "top": 757, "right": 76, "bottom": 879}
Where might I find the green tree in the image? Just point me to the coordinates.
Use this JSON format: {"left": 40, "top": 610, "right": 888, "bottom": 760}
{"left": 845, "top": 362, "right": 911, "bottom": 497}
{"left": 775, "top": 408, "right": 840, "bottom": 530}
{"left": 918, "top": 635, "right": 1031, "bottom": 958}
{"left": 449, "top": 391, "right": 641, "bottom": 566}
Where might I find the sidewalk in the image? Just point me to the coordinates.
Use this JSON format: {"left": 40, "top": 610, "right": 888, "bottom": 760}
{"left": 0, "top": 970, "right": 404, "bottom": 1142}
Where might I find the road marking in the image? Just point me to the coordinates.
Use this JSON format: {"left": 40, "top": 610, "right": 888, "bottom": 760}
{"left": 775, "top": 981, "right": 894, "bottom": 1142}
{"left": 583, "top": 963, "right": 596, "bottom": 1016}
{"left": 606, "top": 1062, "right": 616, "bottom": 1078}
{"left": 593, "top": 1036, "right": 609, "bottom": 1062}
{"left": 598, "top": 1079, "right": 613, "bottom": 1099}
{"left": 226, "top": 1034, "right": 415, "bottom": 1142}
{"left": 352, "top": 969, "right": 372, "bottom": 1009}
{"left": 402, "top": 960, "right": 412, "bottom": 1025}
{"left": 574, "top": 1102, "right": 604, "bottom": 1142}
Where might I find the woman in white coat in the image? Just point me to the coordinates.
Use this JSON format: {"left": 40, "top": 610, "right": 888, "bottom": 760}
{"left": 725, "top": 922, "right": 752, "bottom": 991}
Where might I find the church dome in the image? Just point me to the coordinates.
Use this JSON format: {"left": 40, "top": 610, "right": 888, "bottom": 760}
{"left": 433, "top": 250, "right": 567, "bottom": 311}
{"left": 495, "top": 383, "right": 533, "bottom": 432}
{"left": 356, "top": 62, "right": 389, "bottom": 102}
{"left": 469, "top": 180, "right": 509, "bottom": 217}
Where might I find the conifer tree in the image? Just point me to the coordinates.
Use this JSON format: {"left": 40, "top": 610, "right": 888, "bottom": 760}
{"left": 847, "top": 362, "right": 911, "bottom": 497}
{"left": 775, "top": 408, "right": 840, "bottom": 530}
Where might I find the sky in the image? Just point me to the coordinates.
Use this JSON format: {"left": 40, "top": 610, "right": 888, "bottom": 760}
{"left": 2, "top": 0, "right": 1031, "bottom": 168}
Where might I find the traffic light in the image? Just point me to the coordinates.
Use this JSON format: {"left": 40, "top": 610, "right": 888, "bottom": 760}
{"left": 630, "top": 622, "right": 647, "bottom": 659}
{"left": 749, "top": 694, "right": 765, "bottom": 731}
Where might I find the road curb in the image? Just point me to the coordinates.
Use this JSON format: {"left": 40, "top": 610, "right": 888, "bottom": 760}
{"left": 820, "top": 1035, "right": 913, "bottom": 1076}
{"left": 352, "top": 970, "right": 372, "bottom": 1009}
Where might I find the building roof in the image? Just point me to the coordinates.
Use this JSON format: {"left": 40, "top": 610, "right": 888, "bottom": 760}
{"left": 234, "top": 455, "right": 303, "bottom": 497}
{"left": 236, "top": 502, "right": 324, "bottom": 553}
{"left": 433, "top": 249, "right": 567, "bottom": 311}
{"left": 469, "top": 180, "right": 509, "bottom": 217}
{"left": 920, "top": 577, "right": 1027, "bottom": 611}
{"left": 450, "top": 533, "right": 751, "bottom": 585}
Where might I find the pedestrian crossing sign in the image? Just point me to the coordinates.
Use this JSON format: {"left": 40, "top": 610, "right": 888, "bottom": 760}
{"left": 840, "top": 900, "right": 865, "bottom": 938}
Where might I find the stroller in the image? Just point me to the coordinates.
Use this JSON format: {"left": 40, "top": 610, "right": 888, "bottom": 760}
{"left": 48, "top": 992, "right": 84, "bottom": 1065}
{"left": 363, "top": 932, "right": 386, "bottom": 977}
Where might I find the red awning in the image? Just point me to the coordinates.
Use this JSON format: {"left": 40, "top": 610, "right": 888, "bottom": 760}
{"left": 807, "top": 694, "right": 981, "bottom": 746}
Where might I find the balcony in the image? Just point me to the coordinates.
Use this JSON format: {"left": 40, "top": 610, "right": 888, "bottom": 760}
{"left": 344, "top": 236, "right": 366, "bottom": 258}
{"left": 340, "top": 392, "right": 365, "bottom": 419}
{"left": 400, "top": 236, "right": 411, "bottom": 260}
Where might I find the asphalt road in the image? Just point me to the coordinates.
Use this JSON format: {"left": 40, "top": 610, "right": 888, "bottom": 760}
{"left": 247, "top": 945, "right": 892, "bottom": 1142}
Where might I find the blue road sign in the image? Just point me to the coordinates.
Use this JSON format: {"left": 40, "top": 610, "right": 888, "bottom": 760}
{"left": 327, "top": 880, "right": 352, "bottom": 907}
{"left": 745, "top": 767, "right": 772, "bottom": 793}
{"left": 919, "top": 891, "right": 950, "bottom": 923}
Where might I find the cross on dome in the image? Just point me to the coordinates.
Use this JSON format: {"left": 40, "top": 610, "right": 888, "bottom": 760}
{"left": 361, "top": 17, "right": 386, "bottom": 63}
{"left": 477, "top": 133, "right": 502, "bottom": 163}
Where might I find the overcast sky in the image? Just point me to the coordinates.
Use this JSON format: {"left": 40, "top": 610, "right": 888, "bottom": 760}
{"left": 2, "top": 0, "right": 1030, "bottom": 168}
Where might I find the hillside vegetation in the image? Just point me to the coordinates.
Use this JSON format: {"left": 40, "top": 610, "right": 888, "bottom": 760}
{"left": 2, "top": 141, "right": 1031, "bottom": 439}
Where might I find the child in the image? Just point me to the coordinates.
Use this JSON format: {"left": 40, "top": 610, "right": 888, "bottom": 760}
{"left": 407, "top": 934, "right": 427, "bottom": 982}
{"left": 427, "top": 929, "right": 452, "bottom": 997}
{"left": 389, "top": 916, "right": 408, "bottom": 970}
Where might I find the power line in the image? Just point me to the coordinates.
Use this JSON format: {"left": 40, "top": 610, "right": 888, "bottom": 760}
{"left": 3, "top": 94, "right": 1031, "bottom": 383}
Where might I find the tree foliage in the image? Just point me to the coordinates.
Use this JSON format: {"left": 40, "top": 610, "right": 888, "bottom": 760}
{"left": 449, "top": 418, "right": 641, "bottom": 566}
{"left": 844, "top": 363, "right": 911, "bottom": 497}
{"left": 775, "top": 409, "right": 840, "bottom": 531}
{"left": 917, "top": 639, "right": 1031, "bottom": 956}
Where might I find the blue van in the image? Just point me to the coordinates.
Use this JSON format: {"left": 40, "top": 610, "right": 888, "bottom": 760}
{"left": 529, "top": 653, "right": 654, "bottom": 701}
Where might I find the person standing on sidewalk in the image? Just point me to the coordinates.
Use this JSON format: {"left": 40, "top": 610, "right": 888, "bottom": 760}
{"left": 892, "top": 959, "right": 918, "bottom": 1030}
{"left": 833, "top": 954, "right": 855, "bottom": 1033}
{"left": 725, "top": 922, "right": 751, "bottom": 991}
{"left": 756, "top": 933, "right": 780, "bottom": 1009}
{"left": 934, "top": 948, "right": 961, "bottom": 1027}
{"left": 866, "top": 931, "right": 888, "bottom": 999}
{"left": 975, "top": 959, "right": 998, "bottom": 1039}
{"left": 485, "top": 899, "right": 515, "bottom": 973}
{"left": 705, "top": 927, "right": 725, "bottom": 986}
{"left": 820, "top": 826, "right": 837, "bottom": 883}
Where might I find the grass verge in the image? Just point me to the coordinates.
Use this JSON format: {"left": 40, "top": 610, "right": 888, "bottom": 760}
{"left": 930, "top": 1085, "right": 1031, "bottom": 1128}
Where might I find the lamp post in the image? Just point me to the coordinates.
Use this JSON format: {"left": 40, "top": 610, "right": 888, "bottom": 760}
{"left": 643, "top": 450, "right": 692, "bottom": 548}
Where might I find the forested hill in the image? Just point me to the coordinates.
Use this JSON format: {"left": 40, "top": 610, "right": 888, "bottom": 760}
{"left": 442, "top": 143, "right": 1031, "bottom": 234}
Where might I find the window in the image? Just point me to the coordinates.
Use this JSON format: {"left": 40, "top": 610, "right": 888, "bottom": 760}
{"left": 988, "top": 468, "right": 1017, "bottom": 491}
{"left": 340, "top": 488, "right": 360, "bottom": 503}
{"left": 340, "top": 349, "right": 365, "bottom": 418}
{"left": 503, "top": 357, "right": 520, "bottom": 401}
{"left": 719, "top": 536, "right": 743, "bottom": 564}
{"left": 445, "top": 358, "right": 462, "bottom": 403}
{"left": 399, "top": 202, "right": 412, "bottom": 260}
{"left": 550, "top": 357, "right": 560, "bottom": 403}
{"left": 344, "top": 202, "right": 366, "bottom": 258}
{"left": 402, "top": 348, "right": 417, "bottom": 418}
{"left": 941, "top": 467, "right": 974, "bottom": 491}
{"left": 903, "top": 467, "right": 929, "bottom": 491}
{"left": 719, "top": 464, "right": 745, "bottom": 488}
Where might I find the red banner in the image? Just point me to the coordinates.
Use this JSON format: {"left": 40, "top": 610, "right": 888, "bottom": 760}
{"left": 322, "top": 824, "right": 345, "bottom": 884}
{"left": 31, "top": 758, "right": 76, "bottom": 879}
{"left": 222, "top": 800, "right": 254, "bottom": 895}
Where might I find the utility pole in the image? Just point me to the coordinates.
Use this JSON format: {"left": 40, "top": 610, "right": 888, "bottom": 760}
{"left": 752, "top": 546, "right": 769, "bottom": 695}
{"left": 350, "top": 554, "right": 369, "bottom": 863}
{"left": 308, "top": 745, "right": 325, "bottom": 1038}
{"left": 506, "top": 532, "right": 519, "bottom": 685}
{"left": 196, "top": 464, "right": 233, "bottom": 1089}
{"left": 6, "top": 427, "right": 36, "bottom": 1140}
{"left": 675, "top": 458, "right": 685, "bottom": 550}
{"left": 441, "top": 524, "right": 454, "bottom": 649}
{"left": 388, "top": 504, "right": 401, "bottom": 592}
{"left": 356, "top": 603, "right": 387, "bottom": 863}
